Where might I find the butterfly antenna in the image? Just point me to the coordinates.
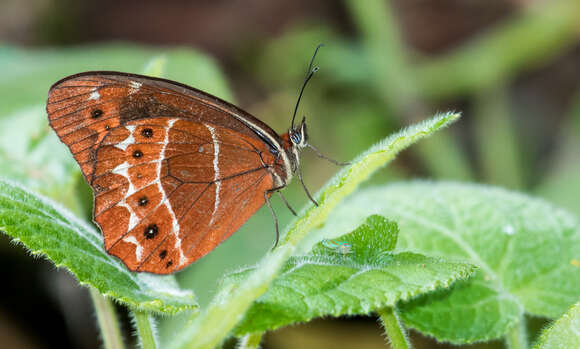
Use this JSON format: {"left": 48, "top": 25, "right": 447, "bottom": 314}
{"left": 291, "top": 44, "right": 324, "bottom": 129}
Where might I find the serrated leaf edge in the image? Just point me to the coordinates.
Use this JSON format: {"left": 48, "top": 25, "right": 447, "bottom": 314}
{"left": 235, "top": 257, "right": 477, "bottom": 334}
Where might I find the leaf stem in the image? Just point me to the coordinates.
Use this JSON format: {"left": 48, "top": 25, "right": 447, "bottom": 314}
{"left": 505, "top": 315, "right": 528, "bottom": 349}
{"left": 90, "top": 288, "right": 125, "bottom": 349}
{"left": 474, "top": 86, "right": 524, "bottom": 189}
{"left": 237, "top": 332, "right": 264, "bottom": 349}
{"left": 378, "top": 307, "right": 412, "bottom": 349}
{"left": 133, "top": 310, "right": 158, "bottom": 349}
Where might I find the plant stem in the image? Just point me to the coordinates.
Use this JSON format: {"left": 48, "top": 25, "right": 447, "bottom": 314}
{"left": 378, "top": 307, "right": 411, "bottom": 349}
{"left": 346, "top": 0, "right": 474, "bottom": 181}
{"left": 344, "top": 0, "right": 414, "bottom": 116}
{"left": 89, "top": 288, "right": 125, "bottom": 349}
{"left": 237, "top": 333, "right": 264, "bottom": 349}
{"left": 505, "top": 315, "right": 528, "bottom": 349}
{"left": 416, "top": 0, "right": 580, "bottom": 100}
{"left": 474, "top": 86, "right": 525, "bottom": 190}
{"left": 133, "top": 310, "right": 158, "bottom": 349}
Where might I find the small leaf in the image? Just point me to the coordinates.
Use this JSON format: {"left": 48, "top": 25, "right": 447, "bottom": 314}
{"left": 314, "top": 181, "right": 580, "bottom": 343}
{"left": 229, "top": 215, "right": 476, "bottom": 335}
{"left": 534, "top": 302, "right": 580, "bottom": 349}
{"left": 0, "top": 179, "right": 197, "bottom": 314}
{"left": 312, "top": 214, "right": 398, "bottom": 262}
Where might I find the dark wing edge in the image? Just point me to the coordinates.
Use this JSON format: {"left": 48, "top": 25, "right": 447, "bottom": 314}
{"left": 48, "top": 71, "right": 283, "bottom": 147}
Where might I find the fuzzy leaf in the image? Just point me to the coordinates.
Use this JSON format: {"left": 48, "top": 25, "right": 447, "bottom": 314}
{"left": 228, "top": 215, "right": 476, "bottom": 334}
{"left": 0, "top": 179, "right": 197, "bottom": 314}
{"left": 534, "top": 302, "right": 580, "bottom": 349}
{"left": 313, "top": 181, "right": 580, "bottom": 343}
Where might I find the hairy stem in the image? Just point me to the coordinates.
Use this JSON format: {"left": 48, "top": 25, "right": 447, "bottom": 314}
{"left": 90, "top": 288, "right": 125, "bottom": 349}
{"left": 133, "top": 310, "right": 158, "bottom": 349}
{"left": 378, "top": 307, "right": 411, "bottom": 349}
{"left": 505, "top": 315, "right": 528, "bottom": 349}
{"left": 346, "top": 0, "right": 474, "bottom": 181}
{"left": 237, "top": 332, "right": 264, "bottom": 349}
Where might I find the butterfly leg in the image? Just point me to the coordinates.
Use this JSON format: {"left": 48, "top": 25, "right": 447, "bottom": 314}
{"left": 297, "top": 167, "right": 319, "bottom": 207}
{"left": 277, "top": 191, "right": 297, "bottom": 216}
{"left": 264, "top": 185, "right": 287, "bottom": 249}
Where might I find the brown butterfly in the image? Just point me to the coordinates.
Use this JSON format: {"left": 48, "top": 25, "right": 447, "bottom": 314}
{"left": 46, "top": 47, "right": 340, "bottom": 274}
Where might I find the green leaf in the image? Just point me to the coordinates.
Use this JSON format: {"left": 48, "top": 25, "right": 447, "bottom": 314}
{"left": 171, "top": 112, "right": 462, "bottom": 349}
{"left": 0, "top": 179, "right": 197, "bottom": 314}
{"left": 313, "top": 181, "right": 580, "bottom": 343}
{"left": 535, "top": 91, "right": 580, "bottom": 218}
{"left": 534, "top": 302, "right": 580, "bottom": 349}
{"left": 228, "top": 215, "right": 476, "bottom": 335}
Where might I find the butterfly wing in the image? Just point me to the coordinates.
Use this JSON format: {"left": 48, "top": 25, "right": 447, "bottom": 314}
{"left": 47, "top": 72, "right": 284, "bottom": 274}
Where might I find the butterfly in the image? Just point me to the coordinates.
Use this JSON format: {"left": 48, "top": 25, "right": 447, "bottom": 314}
{"left": 46, "top": 46, "right": 340, "bottom": 274}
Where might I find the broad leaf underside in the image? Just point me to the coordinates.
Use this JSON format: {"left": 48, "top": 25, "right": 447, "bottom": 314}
{"left": 315, "top": 182, "right": 580, "bottom": 343}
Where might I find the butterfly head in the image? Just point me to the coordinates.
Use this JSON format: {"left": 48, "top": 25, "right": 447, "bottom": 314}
{"left": 289, "top": 116, "right": 308, "bottom": 149}
{"left": 280, "top": 116, "right": 308, "bottom": 177}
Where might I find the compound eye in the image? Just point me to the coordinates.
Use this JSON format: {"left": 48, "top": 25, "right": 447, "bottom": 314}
{"left": 290, "top": 132, "right": 301, "bottom": 144}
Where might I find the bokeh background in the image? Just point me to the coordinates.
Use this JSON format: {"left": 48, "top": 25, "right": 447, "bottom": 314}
{"left": 1, "top": 0, "right": 579, "bottom": 348}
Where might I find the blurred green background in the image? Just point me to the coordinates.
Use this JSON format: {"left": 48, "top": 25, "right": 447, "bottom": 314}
{"left": 1, "top": 0, "right": 579, "bottom": 348}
